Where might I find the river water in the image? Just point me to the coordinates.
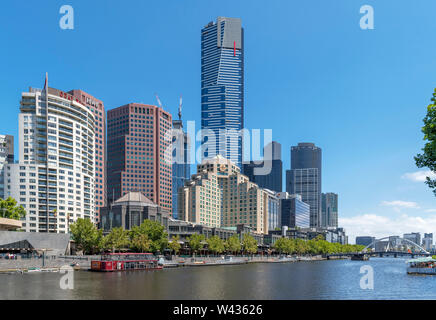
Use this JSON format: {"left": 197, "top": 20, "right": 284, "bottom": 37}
{"left": 1, "top": 257, "right": 435, "bottom": 300}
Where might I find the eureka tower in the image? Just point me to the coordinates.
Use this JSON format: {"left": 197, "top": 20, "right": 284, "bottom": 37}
{"left": 201, "top": 17, "right": 244, "bottom": 168}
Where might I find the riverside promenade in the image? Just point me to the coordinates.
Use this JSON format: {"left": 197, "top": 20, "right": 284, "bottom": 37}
{"left": 0, "top": 254, "right": 329, "bottom": 273}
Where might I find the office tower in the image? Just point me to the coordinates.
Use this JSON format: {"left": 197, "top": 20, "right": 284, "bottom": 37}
{"left": 403, "top": 232, "right": 421, "bottom": 246}
{"left": 423, "top": 233, "right": 433, "bottom": 251}
{"left": 201, "top": 17, "right": 244, "bottom": 168}
{"left": 68, "top": 90, "right": 106, "bottom": 223}
{"left": 243, "top": 141, "right": 283, "bottom": 193}
{"left": 321, "top": 192, "right": 338, "bottom": 228}
{"left": 264, "top": 189, "right": 280, "bottom": 231}
{"left": 388, "top": 236, "right": 401, "bottom": 249}
{"left": 0, "top": 135, "right": 14, "bottom": 199}
{"left": 286, "top": 143, "right": 322, "bottom": 227}
{"left": 172, "top": 117, "right": 190, "bottom": 219}
{"left": 278, "top": 192, "right": 310, "bottom": 229}
{"left": 179, "top": 155, "right": 269, "bottom": 234}
{"left": 356, "top": 236, "right": 376, "bottom": 247}
{"left": 107, "top": 103, "right": 173, "bottom": 213}
{"left": 5, "top": 80, "right": 96, "bottom": 233}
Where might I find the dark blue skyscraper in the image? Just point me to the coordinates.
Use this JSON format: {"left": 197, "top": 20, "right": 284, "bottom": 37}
{"left": 172, "top": 119, "right": 190, "bottom": 219}
{"left": 286, "top": 143, "right": 322, "bottom": 228}
{"left": 243, "top": 141, "right": 282, "bottom": 192}
{"left": 201, "top": 17, "right": 244, "bottom": 168}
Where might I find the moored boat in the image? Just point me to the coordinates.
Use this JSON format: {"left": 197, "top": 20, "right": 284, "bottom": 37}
{"left": 91, "top": 253, "right": 162, "bottom": 272}
{"left": 406, "top": 257, "right": 436, "bottom": 275}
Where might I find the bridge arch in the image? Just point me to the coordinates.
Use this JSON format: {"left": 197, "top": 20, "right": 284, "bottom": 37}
{"left": 360, "top": 236, "right": 429, "bottom": 254}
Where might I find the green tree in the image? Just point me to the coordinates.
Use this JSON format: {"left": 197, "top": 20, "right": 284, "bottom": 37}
{"left": 415, "top": 89, "right": 436, "bottom": 196}
{"left": 130, "top": 220, "right": 168, "bottom": 253}
{"left": 225, "top": 234, "right": 241, "bottom": 255}
{"left": 295, "top": 239, "right": 308, "bottom": 255}
{"left": 188, "top": 233, "right": 205, "bottom": 256}
{"left": 69, "top": 218, "right": 102, "bottom": 255}
{"left": 130, "top": 233, "right": 152, "bottom": 253}
{"left": 103, "top": 227, "right": 130, "bottom": 253}
{"left": 273, "top": 237, "right": 287, "bottom": 254}
{"left": 207, "top": 235, "right": 225, "bottom": 255}
{"left": 242, "top": 234, "right": 258, "bottom": 255}
{"left": 168, "top": 235, "right": 181, "bottom": 255}
{"left": 0, "top": 197, "right": 26, "bottom": 220}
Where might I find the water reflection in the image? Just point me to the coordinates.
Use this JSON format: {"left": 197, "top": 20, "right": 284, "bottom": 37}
{"left": 1, "top": 258, "right": 436, "bottom": 300}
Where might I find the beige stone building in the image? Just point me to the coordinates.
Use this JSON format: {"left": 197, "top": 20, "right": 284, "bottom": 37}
{"left": 178, "top": 155, "right": 268, "bottom": 234}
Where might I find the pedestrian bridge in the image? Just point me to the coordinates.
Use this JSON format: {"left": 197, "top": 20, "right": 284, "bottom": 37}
{"left": 327, "top": 236, "right": 432, "bottom": 259}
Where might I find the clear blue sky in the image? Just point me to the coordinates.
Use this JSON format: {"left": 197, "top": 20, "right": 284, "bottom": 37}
{"left": 1, "top": 0, "right": 436, "bottom": 242}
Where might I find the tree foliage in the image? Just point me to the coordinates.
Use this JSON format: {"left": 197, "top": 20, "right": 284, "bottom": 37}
{"left": 188, "top": 233, "right": 205, "bottom": 254}
{"left": 242, "top": 234, "right": 258, "bottom": 254}
{"left": 207, "top": 235, "right": 225, "bottom": 255}
{"left": 273, "top": 237, "right": 364, "bottom": 255}
{"left": 129, "top": 220, "right": 168, "bottom": 253}
{"left": 103, "top": 227, "right": 130, "bottom": 253}
{"left": 168, "top": 235, "right": 181, "bottom": 255}
{"left": 130, "top": 233, "right": 152, "bottom": 253}
{"left": 69, "top": 218, "right": 102, "bottom": 255}
{"left": 0, "top": 197, "right": 26, "bottom": 220}
{"left": 415, "top": 89, "right": 436, "bottom": 196}
{"left": 225, "top": 234, "right": 241, "bottom": 254}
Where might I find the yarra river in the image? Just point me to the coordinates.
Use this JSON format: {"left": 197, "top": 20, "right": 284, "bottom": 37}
{"left": 1, "top": 257, "right": 435, "bottom": 299}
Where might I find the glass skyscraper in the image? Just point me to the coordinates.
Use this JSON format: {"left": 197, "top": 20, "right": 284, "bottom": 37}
{"left": 243, "top": 141, "right": 283, "bottom": 193}
{"left": 278, "top": 193, "right": 310, "bottom": 229}
{"left": 321, "top": 192, "right": 338, "bottom": 228}
{"left": 201, "top": 17, "right": 244, "bottom": 168}
{"left": 172, "top": 119, "right": 190, "bottom": 219}
{"left": 286, "top": 143, "right": 322, "bottom": 228}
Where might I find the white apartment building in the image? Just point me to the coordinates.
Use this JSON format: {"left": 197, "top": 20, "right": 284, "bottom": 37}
{"left": 5, "top": 85, "right": 96, "bottom": 233}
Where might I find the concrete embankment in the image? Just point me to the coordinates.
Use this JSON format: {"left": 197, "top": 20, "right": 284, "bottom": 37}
{"left": 162, "top": 255, "right": 328, "bottom": 268}
{"left": 0, "top": 256, "right": 94, "bottom": 273}
{"left": 0, "top": 255, "right": 333, "bottom": 273}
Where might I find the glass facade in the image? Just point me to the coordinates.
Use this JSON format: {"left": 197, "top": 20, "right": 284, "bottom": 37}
{"left": 201, "top": 17, "right": 244, "bottom": 168}
{"left": 172, "top": 120, "right": 190, "bottom": 219}
{"left": 243, "top": 142, "right": 282, "bottom": 193}
{"left": 286, "top": 143, "right": 322, "bottom": 228}
{"left": 280, "top": 196, "right": 310, "bottom": 229}
{"left": 321, "top": 192, "right": 338, "bottom": 228}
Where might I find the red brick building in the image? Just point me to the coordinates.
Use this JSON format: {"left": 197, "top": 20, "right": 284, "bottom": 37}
{"left": 107, "top": 103, "right": 172, "bottom": 214}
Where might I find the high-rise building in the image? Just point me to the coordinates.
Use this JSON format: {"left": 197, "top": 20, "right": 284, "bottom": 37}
{"left": 0, "top": 135, "right": 14, "bottom": 199}
{"left": 277, "top": 192, "right": 310, "bottom": 229}
{"left": 423, "top": 233, "right": 433, "bottom": 251}
{"left": 179, "top": 155, "right": 269, "bottom": 234}
{"left": 286, "top": 143, "right": 322, "bottom": 227}
{"left": 356, "top": 236, "right": 376, "bottom": 248}
{"left": 172, "top": 118, "right": 190, "bottom": 219}
{"left": 107, "top": 103, "right": 173, "bottom": 213}
{"left": 264, "top": 189, "right": 280, "bottom": 231}
{"left": 201, "top": 17, "right": 244, "bottom": 168}
{"left": 68, "top": 90, "right": 106, "bottom": 223}
{"left": 5, "top": 81, "right": 96, "bottom": 233}
{"left": 403, "top": 232, "right": 421, "bottom": 246}
{"left": 321, "top": 192, "right": 338, "bottom": 228}
{"left": 243, "top": 141, "right": 282, "bottom": 193}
